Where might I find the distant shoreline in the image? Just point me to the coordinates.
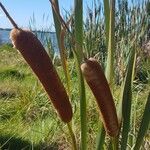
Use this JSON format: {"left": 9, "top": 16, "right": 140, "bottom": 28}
{"left": 0, "top": 28, "right": 11, "bottom": 31}
{"left": 0, "top": 28, "right": 58, "bottom": 53}
{"left": 0, "top": 28, "right": 55, "bottom": 34}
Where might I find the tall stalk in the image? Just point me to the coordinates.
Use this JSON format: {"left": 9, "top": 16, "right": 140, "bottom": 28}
{"left": 74, "top": 0, "right": 87, "bottom": 150}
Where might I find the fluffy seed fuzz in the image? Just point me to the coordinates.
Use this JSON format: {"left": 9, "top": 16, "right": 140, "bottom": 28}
{"left": 10, "top": 28, "right": 72, "bottom": 123}
{"left": 81, "top": 58, "right": 119, "bottom": 137}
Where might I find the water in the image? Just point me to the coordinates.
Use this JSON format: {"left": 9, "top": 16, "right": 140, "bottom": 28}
{"left": 0, "top": 29, "right": 11, "bottom": 44}
{"left": 0, "top": 29, "right": 58, "bottom": 54}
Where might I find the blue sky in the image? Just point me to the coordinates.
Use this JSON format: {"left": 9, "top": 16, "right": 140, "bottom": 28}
{"left": 0, "top": 0, "right": 141, "bottom": 31}
{"left": 0, "top": 0, "right": 93, "bottom": 31}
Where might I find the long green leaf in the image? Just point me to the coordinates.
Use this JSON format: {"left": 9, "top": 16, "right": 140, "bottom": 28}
{"left": 74, "top": 0, "right": 84, "bottom": 62}
{"left": 105, "top": 0, "right": 116, "bottom": 86}
{"left": 51, "top": 0, "right": 61, "bottom": 51}
{"left": 134, "top": 93, "right": 150, "bottom": 150}
{"left": 74, "top": 0, "right": 87, "bottom": 150}
{"left": 103, "top": 0, "right": 110, "bottom": 48}
{"left": 60, "top": 26, "right": 71, "bottom": 94}
{"left": 96, "top": 123, "right": 105, "bottom": 150}
{"left": 73, "top": 50, "right": 86, "bottom": 150}
{"left": 121, "top": 47, "right": 136, "bottom": 150}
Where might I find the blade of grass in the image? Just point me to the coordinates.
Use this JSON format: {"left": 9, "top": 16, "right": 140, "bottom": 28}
{"left": 120, "top": 47, "right": 136, "bottom": 150}
{"left": 117, "top": 82, "right": 124, "bottom": 126}
{"left": 74, "top": 0, "right": 84, "bottom": 62}
{"left": 134, "top": 93, "right": 150, "bottom": 150}
{"left": 67, "top": 122, "right": 78, "bottom": 150}
{"left": 103, "top": 0, "right": 110, "bottom": 48}
{"left": 60, "top": 24, "right": 71, "bottom": 94}
{"left": 105, "top": 0, "right": 116, "bottom": 86}
{"left": 96, "top": 123, "right": 105, "bottom": 150}
{"left": 74, "top": 0, "right": 87, "bottom": 150}
{"left": 51, "top": 0, "right": 61, "bottom": 50}
{"left": 74, "top": 56, "right": 86, "bottom": 150}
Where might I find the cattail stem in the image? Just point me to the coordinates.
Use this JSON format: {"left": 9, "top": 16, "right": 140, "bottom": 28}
{"left": 0, "top": 2, "right": 18, "bottom": 28}
{"left": 67, "top": 123, "right": 77, "bottom": 150}
{"left": 49, "top": 0, "right": 71, "bottom": 34}
{"left": 111, "top": 137, "right": 119, "bottom": 150}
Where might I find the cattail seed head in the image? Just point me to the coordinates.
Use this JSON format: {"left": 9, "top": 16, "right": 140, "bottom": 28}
{"left": 81, "top": 58, "right": 119, "bottom": 137}
{"left": 10, "top": 28, "right": 72, "bottom": 123}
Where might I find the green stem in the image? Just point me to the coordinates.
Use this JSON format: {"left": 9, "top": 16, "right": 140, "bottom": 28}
{"left": 96, "top": 125, "right": 106, "bottom": 150}
{"left": 79, "top": 71, "right": 86, "bottom": 150}
{"left": 74, "top": 0, "right": 87, "bottom": 149}
{"left": 67, "top": 123, "right": 78, "bottom": 150}
{"left": 74, "top": 52, "right": 87, "bottom": 150}
{"left": 111, "top": 137, "right": 119, "bottom": 150}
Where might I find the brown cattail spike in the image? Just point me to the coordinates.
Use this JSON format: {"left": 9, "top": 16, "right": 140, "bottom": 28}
{"left": 81, "top": 58, "right": 119, "bottom": 137}
{"left": 10, "top": 28, "right": 72, "bottom": 123}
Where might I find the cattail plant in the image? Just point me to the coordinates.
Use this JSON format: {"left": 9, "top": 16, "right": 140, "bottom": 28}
{"left": 0, "top": 2, "right": 72, "bottom": 123}
{"left": 81, "top": 57, "right": 119, "bottom": 137}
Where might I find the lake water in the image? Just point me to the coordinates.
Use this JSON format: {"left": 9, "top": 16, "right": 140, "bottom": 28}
{"left": 0, "top": 29, "right": 11, "bottom": 44}
{"left": 0, "top": 29, "right": 58, "bottom": 53}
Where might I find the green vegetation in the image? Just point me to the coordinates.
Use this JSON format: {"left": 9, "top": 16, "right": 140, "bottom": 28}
{"left": 0, "top": 0, "right": 150, "bottom": 149}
